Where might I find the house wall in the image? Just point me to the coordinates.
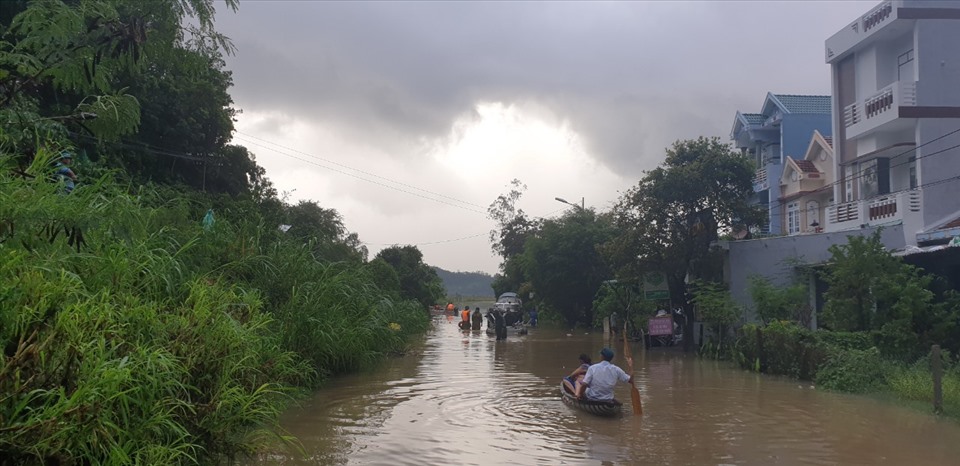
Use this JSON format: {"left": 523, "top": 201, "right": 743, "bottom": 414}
{"left": 723, "top": 225, "right": 906, "bottom": 324}
{"left": 782, "top": 114, "right": 833, "bottom": 161}
{"left": 918, "top": 118, "right": 960, "bottom": 226}
{"left": 877, "top": 32, "right": 915, "bottom": 86}
{"left": 914, "top": 18, "right": 960, "bottom": 226}
{"left": 914, "top": 19, "right": 960, "bottom": 107}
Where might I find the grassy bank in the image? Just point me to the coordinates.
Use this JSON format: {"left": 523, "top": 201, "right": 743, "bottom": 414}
{"left": 0, "top": 154, "right": 430, "bottom": 464}
{"left": 711, "top": 321, "right": 960, "bottom": 421}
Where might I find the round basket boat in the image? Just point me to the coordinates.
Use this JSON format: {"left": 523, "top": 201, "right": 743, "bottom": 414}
{"left": 559, "top": 381, "right": 622, "bottom": 417}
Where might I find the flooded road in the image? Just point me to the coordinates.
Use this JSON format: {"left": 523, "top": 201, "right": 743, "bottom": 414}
{"left": 247, "top": 316, "right": 960, "bottom": 465}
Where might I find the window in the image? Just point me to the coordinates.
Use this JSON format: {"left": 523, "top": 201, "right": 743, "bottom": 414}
{"left": 898, "top": 49, "right": 914, "bottom": 81}
{"left": 787, "top": 202, "right": 801, "bottom": 235}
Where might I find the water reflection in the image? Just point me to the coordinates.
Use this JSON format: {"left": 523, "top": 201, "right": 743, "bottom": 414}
{"left": 245, "top": 316, "right": 960, "bottom": 465}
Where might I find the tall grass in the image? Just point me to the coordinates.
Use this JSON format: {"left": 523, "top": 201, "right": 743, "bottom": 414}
{"left": 0, "top": 151, "right": 430, "bottom": 464}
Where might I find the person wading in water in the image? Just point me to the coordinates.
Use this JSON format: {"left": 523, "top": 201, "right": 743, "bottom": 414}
{"left": 471, "top": 307, "right": 483, "bottom": 330}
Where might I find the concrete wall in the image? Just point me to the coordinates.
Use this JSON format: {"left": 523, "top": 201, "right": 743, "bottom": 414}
{"left": 915, "top": 19, "right": 960, "bottom": 107}
{"left": 723, "top": 224, "right": 906, "bottom": 323}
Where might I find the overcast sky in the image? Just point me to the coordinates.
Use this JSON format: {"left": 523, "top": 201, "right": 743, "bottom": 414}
{"left": 216, "top": 1, "right": 870, "bottom": 275}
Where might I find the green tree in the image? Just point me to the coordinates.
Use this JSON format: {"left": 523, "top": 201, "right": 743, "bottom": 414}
{"left": 521, "top": 209, "right": 616, "bottom": 326}
{"left": 375, "top": 245, "right": 445, "bottom": 309}
{"left": 487, "top": 179, "right": 540, "bottom": 296}
{"left": 603, "top": 137, "right": 761, "bottom": 351}
{"left": 820, "top": 232, "right": 933, "bottom": 348}
{"left": 691, "top": 280, "right": 741, "bottom": 355}
{"left": 748, "top": 276, "right": 810, "bottom": 325}
{"left": 284, "top": 200, "right": 366, "bottom": 263}
{"left": 0, "top": 0, "right": 238, "bottom": 154}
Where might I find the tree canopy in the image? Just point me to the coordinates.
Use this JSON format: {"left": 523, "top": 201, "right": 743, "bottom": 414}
{"left": 604, "top": 137, "right": 760, "bottom": 349}
{"left": 375, "top": 245, "right": 445, "bottom": 309}
{"left": 521, "top": 208, "right": 616, "bottom": 326}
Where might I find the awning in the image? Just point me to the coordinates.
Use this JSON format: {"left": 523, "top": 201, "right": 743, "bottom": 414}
{"left": 892, "top": 238, "right": 960, "bottom": 257}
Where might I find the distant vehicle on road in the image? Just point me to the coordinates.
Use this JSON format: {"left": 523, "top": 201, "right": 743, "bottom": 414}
{"left": 493, "top": 292, "right": 524, "bottom": 326}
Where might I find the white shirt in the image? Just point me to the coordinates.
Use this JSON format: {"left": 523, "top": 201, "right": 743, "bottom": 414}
{"left": 582, "top": 360, "right": 630, "bottom": 401}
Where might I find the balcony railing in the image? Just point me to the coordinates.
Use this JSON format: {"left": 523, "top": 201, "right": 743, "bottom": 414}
{"left": 753, "top": 167, "right": 768, "bottom": 191}
{"left": 825, "top": 189, "right": 922, "bottom": 232}
{"left": 842, "top": 81, "right": 917, "bottom": 138}
{"left": 862, "top": 2, "right": 893, "bottom": 33}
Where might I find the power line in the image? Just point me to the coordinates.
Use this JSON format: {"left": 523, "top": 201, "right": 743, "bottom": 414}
{"left": 361, "top": 232, "right": 488, "bottom": 247}
{"left": 233, "top": 131, "right": 487, "bottom": 210}
{"left": 233, "top": 135, "right": 491, "bottom": 216}
{"left": 759, "top": 125, "right": 960, "bottom": 218}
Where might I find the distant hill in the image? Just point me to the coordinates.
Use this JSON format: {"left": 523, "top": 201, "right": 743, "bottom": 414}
{"left": 432, "top": 267, "right": 495, "bottom": 298}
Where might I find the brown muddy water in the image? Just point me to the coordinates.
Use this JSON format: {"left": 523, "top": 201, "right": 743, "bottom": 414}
{"left": 245, "top": 315, "right": 960, "bottom": 465}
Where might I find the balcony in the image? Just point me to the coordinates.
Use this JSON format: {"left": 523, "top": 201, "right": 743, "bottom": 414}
{"left": 825, "top": 189, "right": 922, "bottom": 232}
{"left": 842, "top": 80, "right": 916, "bottom": 139}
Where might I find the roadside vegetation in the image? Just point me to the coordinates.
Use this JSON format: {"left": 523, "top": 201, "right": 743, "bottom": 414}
{"left": 0, "top": 150, "right": 437, "bottom": 464}
{"left": 1, "top": 1, "right": 443, "bottom": 463}
{"left": 698, "top": 233, "right": 960, "bottom": 420}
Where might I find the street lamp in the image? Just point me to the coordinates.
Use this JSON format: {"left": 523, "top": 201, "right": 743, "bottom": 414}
{"left": 555, "top": 196, "right": 584, "bottom": 210}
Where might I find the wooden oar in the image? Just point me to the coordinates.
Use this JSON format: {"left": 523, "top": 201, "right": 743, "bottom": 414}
{"left": 623, "top": 322, "right": 643, "bottom": 415}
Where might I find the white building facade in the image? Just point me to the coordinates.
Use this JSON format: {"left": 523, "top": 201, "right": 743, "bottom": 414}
{"left": 825, "top": 0, "right": 960, "bottom": 244}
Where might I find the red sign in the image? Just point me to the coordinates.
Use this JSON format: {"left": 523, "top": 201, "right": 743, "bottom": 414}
{"left": 648, "top": 316, "right": 673, "bottom": 336}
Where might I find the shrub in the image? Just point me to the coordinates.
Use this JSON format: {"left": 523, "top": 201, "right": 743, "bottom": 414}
{"left": 815, "top": 347, "right": 887, "bottom": 393}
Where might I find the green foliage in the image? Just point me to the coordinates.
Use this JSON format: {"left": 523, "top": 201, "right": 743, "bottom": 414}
{"left": 815, "top": 347, "right": 887, "bottom": 393}
{"left": 604, "top": 137, "right": 761, "bottom": 349}
{"left": 1, "top": 0, "right": 256, "bottom": 196}
{"left": 590, "top": 284, "right": 650, "bottom": 329}
{"left": 0, "top": 151, "right": 431, "bottom": 464}
{"left": 692, "top": 280, "right": 741, "bottom": 328}
{"left": 821, "top": 232, "right": 933, "bottom": 333}
{"left": 747, "top": 276, "right": 809, "bottom": 325}
{"left": 886, "top": 357, "right": 960, "bottom": 416}
{"left": 733, "top": 322, "right": 871, "bottom": 380}
{"left": 521, "top": 209, "right": 616, "bottom": 326}
{"left": 487, "top": 179, "right": 539, "bottom": 298}
{"left": 375, "top": 245, "right": 445, "bottom": 309}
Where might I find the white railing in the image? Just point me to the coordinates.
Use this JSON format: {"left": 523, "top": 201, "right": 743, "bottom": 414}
{"left": 826, "top": 189, "right": 923, "bottom": 232}
{"left": 753, "top": 167, "right": 768, "bottom": 191}
{"left": 828, "top": 201, "right": 861, "bottom": 225}
{"left": 842, "top": 81, "right": 918, "bottom": 137}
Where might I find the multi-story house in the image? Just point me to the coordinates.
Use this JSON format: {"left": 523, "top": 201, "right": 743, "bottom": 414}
{"left": 825, "top": 0, "right": 960, "bottom": 245}
{"left": 777, "top": 130, "right": 834, "bottom": 235}
{"left": 731, "top": 93, "right": 832, "bottom": 234}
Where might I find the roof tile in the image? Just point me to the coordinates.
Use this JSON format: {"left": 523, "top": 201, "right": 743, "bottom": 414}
{"left": 795, "top": 160, "right": 820, "bottom": 173}
{"left": 774, "top": 94, "right": 832, "bottom": 114}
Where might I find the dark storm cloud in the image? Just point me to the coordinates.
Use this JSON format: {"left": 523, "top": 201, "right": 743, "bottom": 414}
{"left": 216, "top": 1, "right": 868, "bottom": 177}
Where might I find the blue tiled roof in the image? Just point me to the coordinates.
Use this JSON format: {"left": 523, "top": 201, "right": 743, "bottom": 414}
{"left": 772, "top": 94, "right": 831, "bottom": 114}
{"left": 742, "top": 113, "right": 765, "bottom": 125}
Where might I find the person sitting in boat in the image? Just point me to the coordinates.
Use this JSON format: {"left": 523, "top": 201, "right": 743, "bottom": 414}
{"left": 576, "top": 347, "right": 632, "bottom": 402}
{"left": 562, "top": 354, "right": 591, "bottom": 395}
